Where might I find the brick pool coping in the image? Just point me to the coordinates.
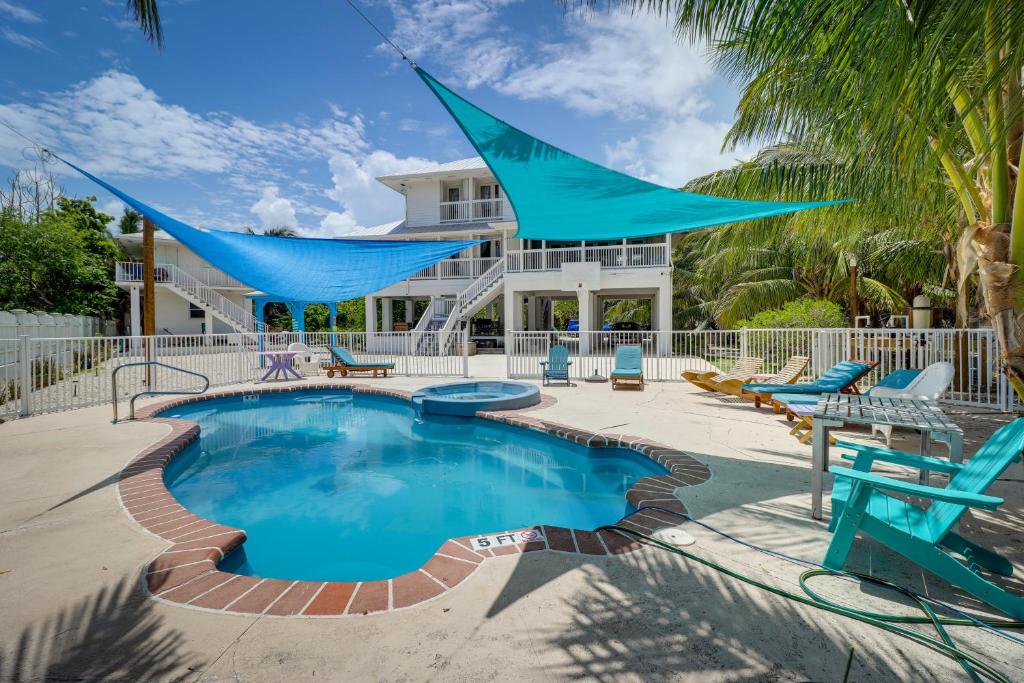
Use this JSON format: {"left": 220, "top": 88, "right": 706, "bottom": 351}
{"left": 120, "top": 383, "right": 711, "bottom": 618}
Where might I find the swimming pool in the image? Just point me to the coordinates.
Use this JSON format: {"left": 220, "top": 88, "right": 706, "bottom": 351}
{"left": 161, "top": 390, "right": 667, "bottom": 583}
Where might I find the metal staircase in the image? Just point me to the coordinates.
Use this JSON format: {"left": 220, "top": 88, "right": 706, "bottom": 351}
{"left": 117, "top": 262, "right": 264, "bottom": 333}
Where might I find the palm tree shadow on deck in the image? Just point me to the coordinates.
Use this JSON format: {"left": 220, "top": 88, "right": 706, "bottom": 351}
{"left": 0, "top": 575, "right": 202, "bottom": 682}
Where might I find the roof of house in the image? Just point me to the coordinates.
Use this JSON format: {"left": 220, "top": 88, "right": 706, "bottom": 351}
{"left": 376, "top": 157, "right": 487, "bottom": 181}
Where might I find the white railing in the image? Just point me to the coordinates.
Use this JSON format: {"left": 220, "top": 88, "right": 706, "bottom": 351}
{"left": 505, "top": 244, "right": 670, "bottom": 273}
{"left": 409, "top": 257, "right": 500, "bottom": 280}
{"left": 0, "top": 309, "right": 110, "bottom": 341}
{"left": 0, "top": 330, "right": 469, "bottom": 418}
{"left": 453, "top": 259, "right": 505, "bottom": 320}
{"left": 439, "top": 198, "right": 511, "bottom": 223}
{"left": 116, "top": 262, "right": 263, "bottom": 333}
{"left": 506, "top": 328, "right": 1009, "bottom": 409}
{"left": 116, "top": 261, "right": 247, "bottom": 289}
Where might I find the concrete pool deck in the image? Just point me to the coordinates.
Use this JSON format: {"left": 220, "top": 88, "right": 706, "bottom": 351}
{"left": 1, "top": 361, "right": 1022, "bottom": 681}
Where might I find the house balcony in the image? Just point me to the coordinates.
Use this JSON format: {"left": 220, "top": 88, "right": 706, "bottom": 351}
{"left": 409, "top": 257, "right": 502, "bottom": 280}
{"left": 505, "top": 243, "right": 670, "bottom": 273}
{"left": 115, "top": 262, "right": 249, "bottom": 289}
{"left": 439, "top": 198, "right": 514, "bottom": 223}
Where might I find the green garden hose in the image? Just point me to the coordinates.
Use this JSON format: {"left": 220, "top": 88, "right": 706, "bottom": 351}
{"left": 598, "top": 523, "right": 1022, "bottom": 682}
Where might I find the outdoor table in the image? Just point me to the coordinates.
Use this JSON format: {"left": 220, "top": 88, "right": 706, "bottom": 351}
{"left": 258, "top": 350, "right": 303, "bottom": 382}
{"left": 810, "top": 393, "right": 964, "bottom": 520}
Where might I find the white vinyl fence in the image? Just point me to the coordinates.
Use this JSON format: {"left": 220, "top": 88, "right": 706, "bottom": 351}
{"left": 507, "top": 328, "right": 1009, "bottom": 410}
{"left": 0, "top": 330, "right": 468, "bottom": 419}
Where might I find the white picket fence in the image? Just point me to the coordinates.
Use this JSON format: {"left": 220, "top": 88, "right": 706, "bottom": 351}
{"left": 506, "top": 328, "right": 1009, "bottom": 409}
{"left": 0, "top": 330, "right": 468, "bottom": 419}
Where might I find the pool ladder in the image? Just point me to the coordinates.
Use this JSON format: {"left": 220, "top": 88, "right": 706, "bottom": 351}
{"left": 111, "top": 361, "right": 210, "bottom": 423}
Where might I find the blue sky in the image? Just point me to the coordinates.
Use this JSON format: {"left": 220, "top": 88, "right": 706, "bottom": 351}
{"left": 0, "top": 0, "right": 751, "bottom": 235}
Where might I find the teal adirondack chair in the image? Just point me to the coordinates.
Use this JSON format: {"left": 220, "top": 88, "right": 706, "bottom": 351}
{"left": 541, "top": 344, "right": 572, "bottom": 386}
{"left": 610, "top": 345, "right": 644, "bottom": 390}
{"left": 824, "top": 418, "right": 1024, "bottom": 618}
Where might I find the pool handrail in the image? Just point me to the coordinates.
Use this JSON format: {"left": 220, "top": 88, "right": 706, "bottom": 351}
{"left": 111, "top": 361, "right": 210, "bottom": 423}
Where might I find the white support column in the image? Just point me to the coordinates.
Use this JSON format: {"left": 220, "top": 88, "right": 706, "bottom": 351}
{"left": 404, "top": 300, "right": 415, "bottom": 324}
{"left": 526, "top": 295, "right": 538, "bottom": 331}
{"left": 365, "top": 296, "right": 377, "bottom": 333}
{"left": 381, "top": 297, "right": 393, "bottom": 332}
{"left": 204, "top": 309, "right": 214, "bottom": 342}
{"left": 656, "top": 285, "right": 673, "bottom": 355}
{"left": 546, "top": 299, "right": 555, "bottom": 330}
{"left": 129, "top": 286, "right": 141, "bottom": 337}
{"left": 504, "top": 290, "right": 523, "bottom": 332}
{"left": 577, "top": 288, "right": 592, "bottom": 354}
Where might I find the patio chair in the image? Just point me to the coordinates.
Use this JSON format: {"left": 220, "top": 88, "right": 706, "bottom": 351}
{"left": 741, "top": 360, "right": 878, "bottom": 409}
{"left": 824, "top": 418, "right": 1024, "bottom": 619}
{"left": 682, "top": 356, "right": 763, "bottom": 392}
{"left": 541, "top": 344, "right": 572, "bottom": 386}
{"left": 869, "top": 362, "right": 955, "bottom": 446}
{"left": 610, "top": 345, "right": 644, "bottom": 390}
{"left": 287, "top": 342, "right": 321, "bottom": 376}
{"left": 324, "top": 346, "right": 395, "bottom": 378}
{"left": 713, "top": 355, "right": 808, "bottom": 398}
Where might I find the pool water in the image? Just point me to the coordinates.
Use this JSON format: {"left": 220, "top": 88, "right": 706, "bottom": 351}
{"left": 161, "top": 391, "right": 666, "bottom": 582}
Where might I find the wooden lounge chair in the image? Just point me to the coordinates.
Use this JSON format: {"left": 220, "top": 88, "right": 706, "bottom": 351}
{"left": 610, "top": 345, "right": 644, "bottom": 390}
{"left": 824, "top": 418, "right": 1024, "bottom": 619}
{"left": 682, "top": 356, "right": 763, "bottom": 392}
{"left": 541, "top": 344, "right": 572, "bottom": 386}
{"left": 742, "top": 359, "right": 878, "bottom": 409}
{"left": 324, "top": 346, "right": 395, "bottom": 378}
{"left": 713, "top": 355, "right": 808, "bottom": 398}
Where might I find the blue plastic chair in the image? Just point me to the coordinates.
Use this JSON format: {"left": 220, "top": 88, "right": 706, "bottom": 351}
{"left": 541, "top": 344, "right": 572, "bottom": 386}
{"left": 610, "top": 345, "right": 643, "bottom": 390}
{"left": 824, "top": 418, "right": 1024, "bottom": 618}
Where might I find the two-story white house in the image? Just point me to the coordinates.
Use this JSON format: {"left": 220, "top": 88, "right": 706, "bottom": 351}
{"left": 113, "top": 156, "right": 674, "bottom": 347}
{"left": 357, "top": 157, "right": 674, "bottom": 351}
{"left": 114, "top": 231, "right": 261, "bottom": 336}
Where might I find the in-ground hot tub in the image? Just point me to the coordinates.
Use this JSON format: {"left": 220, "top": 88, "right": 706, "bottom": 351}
{"left": 412, "top": 380, "right": 540, "bottom": 416}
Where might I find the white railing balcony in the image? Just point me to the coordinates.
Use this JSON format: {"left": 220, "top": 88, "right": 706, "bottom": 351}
{"left": 439, "top": 198, "right": 512, "bottom": 223}
{"left": 505, "top": 244, "right": 670, "bottom": 273}
{"left": 408, "top": 257, "right": 501, "bottom": 280}
{"left": 116, "top": 262, "right": 248, "bottom": 289}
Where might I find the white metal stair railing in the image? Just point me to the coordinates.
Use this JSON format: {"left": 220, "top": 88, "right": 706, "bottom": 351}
{"left": 116, "top": 262, "right": 264, "bottom": 333}
{"left": 438, "top": 259, "right": 505, "bottom": 348}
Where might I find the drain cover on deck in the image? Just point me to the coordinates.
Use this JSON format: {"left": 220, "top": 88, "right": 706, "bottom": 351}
{"left": 652, "top": 527, "right": 696, "bottom": 547}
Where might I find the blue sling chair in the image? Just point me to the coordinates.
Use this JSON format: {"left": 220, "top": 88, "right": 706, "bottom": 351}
{"left": 610, "top": 345, "right": 644, "bottom": 390}
{"left": 541, "top": 344, "right": 572, "bottom": 386}
{"left": 824, "top": 418, "right": 1024, "bottom": 618}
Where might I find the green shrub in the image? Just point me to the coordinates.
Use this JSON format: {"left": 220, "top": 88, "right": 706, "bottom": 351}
{"left": 737, "top": 299, "right": 846, "bottom": 329}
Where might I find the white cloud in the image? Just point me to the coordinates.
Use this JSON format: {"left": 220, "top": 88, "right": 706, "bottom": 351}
{"left": 498, "top": 12, "right": 712, "bottom": 120}
{"left": 250, "top": 186, "right": 298, "bottom": 229}
{"left": 0, "top": 0, "right": 43, "bottom": 23}
{"left": 323, "top": 149, "right": 435, "bottom": 232}
{"left": 2, "top": 28, "right": 50, "bottom": 51}
{"left": 385, "top": 0, "right": 523, "bottom": 88}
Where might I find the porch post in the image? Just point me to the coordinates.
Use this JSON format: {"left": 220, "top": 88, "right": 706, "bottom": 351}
{"left": 526, "top": 295, "right": 537, "bottom": 331}
{"left": 656, "top": 285, "right": 672, "bottom": 355}
{"left": 577, "top": 288, "right": 591, "bottom": 354}
{"left": 381, "top": 297, "right": 393, "bottom": 332}
{"left": 129, "top": 285, "right": 141, "bottom": 350}
{"left": 404, "top": 300, "right": 415, "bottom": 325}
{"left": 365, "top": 296, "right": 377, "bottom": 334}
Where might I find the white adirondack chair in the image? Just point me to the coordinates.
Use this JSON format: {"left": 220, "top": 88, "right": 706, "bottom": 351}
{"left": 870, "top": 362, "right": 955, "bottom": 446}
{"left": 287, "top": 342, "right": 321, "bottom": 376}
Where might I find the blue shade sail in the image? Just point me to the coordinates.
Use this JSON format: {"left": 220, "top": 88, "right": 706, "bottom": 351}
{"left": 416, "top": 68, "right": 850, "bottom": 241}
{"left": 62, "top": 160, "right": 478, "bottom": 303}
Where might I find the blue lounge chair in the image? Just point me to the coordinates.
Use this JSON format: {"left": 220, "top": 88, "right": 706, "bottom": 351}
{"left": 541, "top": 344, "right": 572, "bottom": 386}
{"left": 824, "top": 418, "right": 1024, "bottom": 618}
{"left": 742, "top": 359, "right": 878, "bottom": 408}
{"left": 610, "top": 345, "right": 643, "bottom": 390}
{"left": 326, "top": 346, "right": 395, "bottom": 378}
{"left": 775, "top": 368, "right": 922, "bottom": 417}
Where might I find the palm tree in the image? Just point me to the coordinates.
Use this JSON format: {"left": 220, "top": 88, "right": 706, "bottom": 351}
{"left": 125, "top": 0, "right": 162, "bottom": 47}
{"left": 611, "top": 0, "right": 1024, "bottom": 397}
{"left": 118, "top": 208, "right": 142, "bottom": 235}
{"left": 262, "top": 227, "right": 299, "bottom": 237}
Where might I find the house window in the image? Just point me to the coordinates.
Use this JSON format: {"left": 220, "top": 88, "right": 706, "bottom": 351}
{"left": 189, "top": 303, "right": 205, "bottom": 319}
{"left": 447, "top": 187, "right": 461, "bottom": 202}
